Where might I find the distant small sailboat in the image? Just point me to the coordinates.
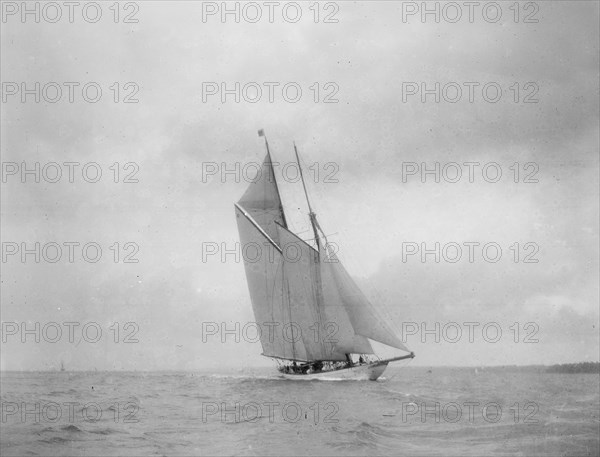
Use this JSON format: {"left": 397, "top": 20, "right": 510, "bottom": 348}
{"left": 234, "top": 130, "right": 414, "bottom": 381}
{"left": 60, "top": 361, "right": 65, "bottom": 372}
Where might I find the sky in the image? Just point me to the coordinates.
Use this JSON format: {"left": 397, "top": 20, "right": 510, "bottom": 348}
{"left": 1, "top": 1, "right": 598, "bottom": 370}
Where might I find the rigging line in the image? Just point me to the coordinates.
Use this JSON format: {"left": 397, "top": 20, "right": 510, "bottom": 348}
{"left": 293, "top": 145, "right": 339, "bottom": 250}
{"left": 302, "top": 231, "right": 339, "bottom": 242}
{"left": 294, "top": 143, "right": 321, "bottom": 215}
{"left": 294, "top": 228, "right": 313, "bottom": 236}
{"left": 294, "top": 141, "right": 337, "bottom": 219}
{"left": 385, "top": 357, "right": 414, "bottom": 382}
{"left": 294, "top": 141, "right": 315, "bottom": 215}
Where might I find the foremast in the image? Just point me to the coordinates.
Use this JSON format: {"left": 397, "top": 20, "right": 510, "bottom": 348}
{"left": 293, "top": 142, "right": 342, "bottom": 362}
{"left": 293, "top": 142, "right": 331, "bottom": 254}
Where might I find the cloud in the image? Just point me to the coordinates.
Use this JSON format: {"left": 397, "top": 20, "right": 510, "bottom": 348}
{"left": 1, "top": 2, "right": 598, "bottom": 369}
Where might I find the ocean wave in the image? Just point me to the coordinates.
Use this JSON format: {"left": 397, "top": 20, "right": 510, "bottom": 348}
{"left": 37, "top": 436, "right": 72, "bottom": 445}
{"left": 60, "top": 425, "right": 83, "bottom": 433}
{"left": 88, "top": 428, "right": 126, "bottom": 435}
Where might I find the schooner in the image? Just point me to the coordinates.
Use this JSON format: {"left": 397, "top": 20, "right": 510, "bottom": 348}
{"left": 234, "top": 131, "right": 414, "bottom": 380}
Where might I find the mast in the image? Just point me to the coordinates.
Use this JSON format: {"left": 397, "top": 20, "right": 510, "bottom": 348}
{"left": 293, "top": 141, "right": 329, "bottom": 359}
{"left": 260, "top": 130, "right": 288, "bottom": 229}
{"left": 293, "top": 142, "right": 321, "bottom": 251}
{"left": 292, "top": 141, "right": 407, "bottom": 359}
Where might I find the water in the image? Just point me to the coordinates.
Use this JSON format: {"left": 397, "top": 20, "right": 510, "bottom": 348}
{"left": 1, "top": 367, "right": 598, "bottom": 456}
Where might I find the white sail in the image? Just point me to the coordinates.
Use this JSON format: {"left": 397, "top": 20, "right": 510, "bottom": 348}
{"left": 238, "top": 153, "right": 285, "bottom": 243}
{"left": 235, "top": 205, "right": 309, "bottom": 361}
{"left": 235, "top": 136, "right": 410, "bottom": 363}
{"left": 325, "top": 250, "right": 410, "bottom": 352}
{"left": 319, "top": 257, "right": 375, "bottom": 355}
{"left": 276, "top": 224, "right": 373, "bottom": 360}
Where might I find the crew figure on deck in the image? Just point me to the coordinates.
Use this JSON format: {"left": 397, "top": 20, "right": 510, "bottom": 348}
{"left": 345, "top": 353, "right": 353, "bottom": 367}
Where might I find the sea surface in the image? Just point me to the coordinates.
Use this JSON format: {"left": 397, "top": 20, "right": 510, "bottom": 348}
{"left": 1, "top": 366, "right": 599, "bottom": 456}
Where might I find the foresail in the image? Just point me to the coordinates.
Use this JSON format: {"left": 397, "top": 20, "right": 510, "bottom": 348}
{"left": 326, "top": 252, "right": 410, "bottom": 352}
{"left": 238, "top": 153, "right": 285, "bottom": 243}
{"left": 276, "top": 224, "right": 372, "bottom": 360}
{"left": 320, "top": 260, "right": 375, "bottom": 355}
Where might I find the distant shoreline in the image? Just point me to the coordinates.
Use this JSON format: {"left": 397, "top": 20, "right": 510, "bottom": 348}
{"left": 545, "top": 362, "right": 600, "bottom": 374}
{"left": 1, "top": 362, "right": 599, "bottom": 374}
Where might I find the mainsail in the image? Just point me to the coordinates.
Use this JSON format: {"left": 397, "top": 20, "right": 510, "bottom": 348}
{"left": 235, "top": 134, "right": 409, "bottom": 362}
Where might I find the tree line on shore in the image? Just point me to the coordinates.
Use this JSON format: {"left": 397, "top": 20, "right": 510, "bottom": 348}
{"left": 546, "top": 362, "right": 600, "bottom": 373}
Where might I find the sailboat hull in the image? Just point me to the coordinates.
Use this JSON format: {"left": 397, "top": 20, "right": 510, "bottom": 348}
{"left": 279, "top": 361, "right": 389, "bottom": 381}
